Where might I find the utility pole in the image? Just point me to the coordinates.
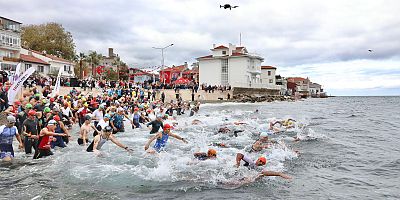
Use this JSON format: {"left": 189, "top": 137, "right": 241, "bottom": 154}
{"left": 152, "top": 44, "right": 174, "bottom": 84}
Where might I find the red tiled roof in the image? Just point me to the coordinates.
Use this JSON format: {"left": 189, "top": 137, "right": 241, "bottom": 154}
{"left": 236, "top": 47, "right": 244, "bottom": 50}
{"left": 197, "top": 55, "right": 213, "bottom": 59}
{"left": 261, "top": 66, "right": 276, "bottom": 70}
{"left": 213, "top": 45, "right": 228, "bottom": 49}
{"left": 288, "top": 77, "right": 308, "bottom": 83}
{"left": 20, "top": 54, "right": 49, "bottom": 65}
{"left": 161, "top": 65, "right": 187, "bottom": 72}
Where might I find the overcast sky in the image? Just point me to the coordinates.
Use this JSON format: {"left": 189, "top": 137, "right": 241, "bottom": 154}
{"left": 2, "top": 0, "right": 400, "bottom": 95}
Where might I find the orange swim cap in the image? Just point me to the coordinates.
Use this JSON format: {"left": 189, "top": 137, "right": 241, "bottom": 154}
{"left": 257, "top": 157, "right": 267, "bottom": 165}
{"left": 208, "top": 149, "right": 217, "bottom": 157}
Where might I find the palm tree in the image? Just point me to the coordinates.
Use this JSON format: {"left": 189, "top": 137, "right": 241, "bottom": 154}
{"left": 88, "top": 51, "right": 103, "bottom": 78}
{"left": 75, "top": 52, "right": 86, "bottom": 79}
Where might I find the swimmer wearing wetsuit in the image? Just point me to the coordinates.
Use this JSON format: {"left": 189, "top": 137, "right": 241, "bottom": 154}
{"left": 144, "top": 124, "right": 187, "bottom": 153}
{"left": 194, "top": 149, "right": 217, "bottom": 160}
{"left": 86, "top": 126, "right": 132, "bottom": 153}
{"left": 235, "top": 153, "right": 291, "bottom": 179}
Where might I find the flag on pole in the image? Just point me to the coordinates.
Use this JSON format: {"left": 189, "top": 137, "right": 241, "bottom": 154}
{"left": 52, "top": 67, "right": 63, "bottom": 97}
{"left": 8, "top": 67, "right": 36, "bottom": 104}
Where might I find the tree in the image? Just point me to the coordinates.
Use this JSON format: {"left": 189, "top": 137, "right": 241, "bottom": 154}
{"left": 21, "top": 23, "right": 76, "bottom": 60}
{"left": 74, "top": 52, "right": 87, "bottom": 79}
{"left": 87, "top": 51, "right": 103, "bottom": 77}
{"left": 104, "top": 68, "right": 118, "bottom": 80}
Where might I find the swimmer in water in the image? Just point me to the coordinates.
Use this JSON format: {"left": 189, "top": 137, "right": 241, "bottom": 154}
{"left": 86, "top": 126, "right": 132, "bottom": 154}
{"left": 144, "top": 124, "right": 187, "bottom": 153}
{"left": 235, "top": 153, "right": 291, "bottom": 179}
{"left": 250, "top": 132, "right": 274, "bottom": 152}
{"left": 193, "top": 149, "right": 217, "bottom": 160}
{"left": 270, "top": 119, "right": 296, "bottom": 132}
{"left": 78, "top": 115, "right": 100, "bottom": 146}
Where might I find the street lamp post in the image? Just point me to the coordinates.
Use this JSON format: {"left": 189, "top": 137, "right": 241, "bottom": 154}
{"left": 152, "top": 44, "right": 174, "bottom": 84}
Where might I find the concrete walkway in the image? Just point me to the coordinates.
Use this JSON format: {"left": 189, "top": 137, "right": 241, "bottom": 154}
{"left": 58, "top": 87, "right": 232, "bottom": 102}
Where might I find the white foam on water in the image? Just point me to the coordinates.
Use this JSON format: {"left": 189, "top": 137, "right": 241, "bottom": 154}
{"left": 17, "top": 104, "right": 320, "bottom": 190}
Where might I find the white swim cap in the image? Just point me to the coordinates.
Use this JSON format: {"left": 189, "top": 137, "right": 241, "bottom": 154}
{"left": 260, "top": 132, "right": 269, "bottom": 137}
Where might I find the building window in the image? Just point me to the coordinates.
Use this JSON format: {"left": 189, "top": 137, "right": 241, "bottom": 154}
{"left": 64, "top": 65, "right": 71, "bottom": 71}
{"left": 38, "top": 65, "right": 44, "bottom": 72}
{"left": 1, "top": 63, "right": 16, "bottom": 71}
{"left": 269, "top": 79, "right": 273, "bottom": 83}
{"left": 25, "top": 63, "right": 31, "bottom": 70}
{"left": 222, "top": 51, "right": 226, "bottom": 55}
{"left": 221, "top": 59, "right": 228, "bottom": 85}
{"left": 268, "top": 71, "right": 271, "bottom": 76}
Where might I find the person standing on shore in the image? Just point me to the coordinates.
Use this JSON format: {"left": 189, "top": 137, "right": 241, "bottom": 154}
{"left": 161, "top": 92, "right": 165, "bottom": 103}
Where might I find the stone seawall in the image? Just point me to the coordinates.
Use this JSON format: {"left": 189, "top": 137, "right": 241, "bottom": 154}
{"left": 232, "top": 87, "right": 280, "bottom": 96}
{"left": 232, "top": 87, "right": 289, "bottom": 103}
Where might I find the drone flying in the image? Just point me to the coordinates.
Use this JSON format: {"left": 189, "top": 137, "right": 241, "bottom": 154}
{"left": 220, "top": 4, "right": 238, "bottom": 10}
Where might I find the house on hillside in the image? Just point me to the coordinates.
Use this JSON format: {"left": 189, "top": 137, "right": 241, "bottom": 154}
{"left": 196, "top": 43, "right": 269, "bottom": 88}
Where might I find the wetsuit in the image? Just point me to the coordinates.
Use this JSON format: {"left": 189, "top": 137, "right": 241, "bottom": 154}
{"left": 22, "top": 118, "right": 39, "bottom": 154}
{"left": 153, "top": 132, "right": 169, "bottom": 152}
{"left": 147, "top": 120, "right": 163, "bottom": 134}
{"left": 132, "top": 113, "right": 141, "bottom": 129}
{"left": 86, "top": 135, "right": 109, "bottom": 152}
{"left": 0, "top": 125, "right": 18, "bottom": 159}
{"left": 51, "top": 123, "right": 66, "bottom": 148}
{"left": 111, "top": 114, "right": 124, "bottom": 134}
{"left": 242, "top": 155, "right": 256, "bottom": 169}
{"left": 33, "top": 134, "right": 53, "bottom": 159}
{"left": 194, "top": 153, "right": 209, "bottom": 160}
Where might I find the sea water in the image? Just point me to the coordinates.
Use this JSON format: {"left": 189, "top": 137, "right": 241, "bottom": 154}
{"left": 1, "top": 96, "right": 399, "bottom": 199}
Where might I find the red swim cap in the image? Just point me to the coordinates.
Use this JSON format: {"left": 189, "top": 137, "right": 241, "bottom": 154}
{"left": 28, "top": 110, "right": 37, "bottom": 116}
{"left": 163, "top": 124, "right": 171, "bottom": 130}
{"left": 257, "top": 157, "right": 267, "bottom": 165}
{"left": 53, "top": 115, "right": 61, "bottom": 121}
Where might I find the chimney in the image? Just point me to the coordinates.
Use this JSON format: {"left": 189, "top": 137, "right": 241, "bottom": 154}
{"left": 108, "top": 48, "right": 114, "bottom": 57}
{"left": 28, "top": 51, "right": 32, "bottom": 56}
{"left": 213, "top": 44, "right": 216, "bottom": 48}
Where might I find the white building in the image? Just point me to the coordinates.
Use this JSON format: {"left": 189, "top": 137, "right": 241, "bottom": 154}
{"left": 20, "top": 48, "right": 75, "bottom": 77}
{"left": 197, "top": 43, "right": 265, "bottom": 88}
{"left": 309, "top": 82, "right": 323, "bottom": 97}
{"left": 261, "top": 66, "right": 279, "bottom": 89}
{"left": 275, "top": 75, "right": 288, "bottom": 95}
{"left": 0, "top": 16, "right": 22, "bottom": 73}
{"left": 20, "top": 53, "right": 50, "bottom": 76}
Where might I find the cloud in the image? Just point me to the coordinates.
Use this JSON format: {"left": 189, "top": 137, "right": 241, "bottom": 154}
{"left": 1, "top": 0, "right": 400, "bottom": 95}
